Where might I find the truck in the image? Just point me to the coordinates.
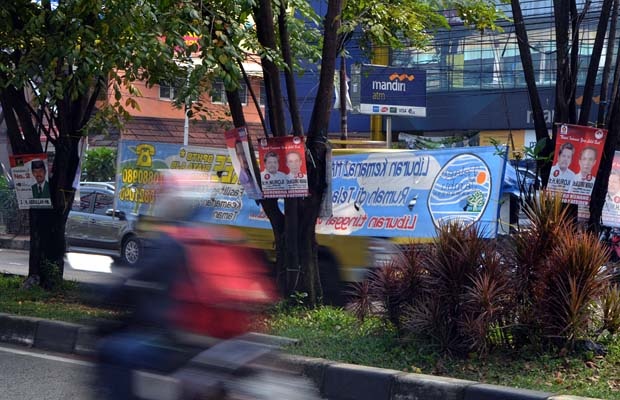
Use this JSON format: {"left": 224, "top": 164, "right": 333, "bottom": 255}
{"left": 114, "top": 140, "right": 510, "bottom": 304}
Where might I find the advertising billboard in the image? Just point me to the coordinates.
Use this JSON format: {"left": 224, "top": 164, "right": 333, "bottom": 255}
{"left": 116, "top": 141, "right": 506, "bottom": 239}
{"left": 350, "top": 64, "right": 427, "bottom": 117}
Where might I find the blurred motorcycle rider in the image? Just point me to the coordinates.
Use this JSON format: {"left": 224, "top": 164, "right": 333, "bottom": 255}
{"left": 96, "top": 171, "right": 214, "bottom": 399}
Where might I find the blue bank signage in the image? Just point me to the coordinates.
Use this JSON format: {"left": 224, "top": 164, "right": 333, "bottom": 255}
{"left": 351, "top": 64, "right": 427, "bottom": 117}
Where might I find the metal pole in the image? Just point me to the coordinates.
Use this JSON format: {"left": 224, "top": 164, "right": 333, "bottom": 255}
{"left": 183, "top": 104, "right": 189, "bottom": 146}
{"left": 183, "top": 67, "right": 191, "bottom": 146}
{"left": 386, "top": 116, "right": 392, "bottom": 149}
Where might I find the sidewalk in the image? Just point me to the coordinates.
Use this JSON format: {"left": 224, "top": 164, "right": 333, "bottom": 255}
{"left": 0, "top": 312, "right": 602, "bottom": 400}
{"left": 0, "top": 233, "right": 29, "bottom": 251}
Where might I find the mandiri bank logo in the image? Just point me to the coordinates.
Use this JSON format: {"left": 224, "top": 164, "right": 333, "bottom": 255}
{"left": 388, "top": 73, "right": 415, "bottom": 82}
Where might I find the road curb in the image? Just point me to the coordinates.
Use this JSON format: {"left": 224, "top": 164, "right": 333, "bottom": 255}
{"left": 0, "top": 312, "right": 84, "bottom": 353}
{"left": 0, "top": 313, "right": 604, "bottom": 400}
{"left": 279, "top": 355, "right": 603, "bottom": 400}
{"left": 0, "top": 236, "right": 29, "bottom": 251}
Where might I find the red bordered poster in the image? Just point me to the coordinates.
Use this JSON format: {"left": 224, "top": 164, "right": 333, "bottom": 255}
{"left": 258, "top": 136, "right": 309, "bottom": 198}
{"left": 9, "top": 153, "right": 53, "bottom": 209}
{"left": 547, "top": 123, "right": 606, "bottom": 206}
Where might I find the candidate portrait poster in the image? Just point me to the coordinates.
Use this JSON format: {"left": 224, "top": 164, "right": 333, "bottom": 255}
{"left": 9, "top": 153, "right": 52, "bottom": 209}
{"left": 602, "top": 151, "right": 620, "bottom": 227}
{"left": 547, "top": 123, "right": 606, "bottom": 206}
{"left": 257, "top": 136, "right": 309, "bottom": 198}
{"left": 224, "top": 126, "right": 262, "bottom": 200}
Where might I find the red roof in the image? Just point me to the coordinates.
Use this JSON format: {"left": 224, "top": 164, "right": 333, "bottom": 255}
{"left": 118, "top": 116, "right": 265, "bottom": 148}
{"left": 87, "top": 116, "right": 372, "bottom": 148}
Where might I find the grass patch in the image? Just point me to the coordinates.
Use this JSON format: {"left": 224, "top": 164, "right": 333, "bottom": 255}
{"left": 0, "top": 274, "right": 122, "bottom": 323}
{"left": 263, "top": 305, "right": 620, "bottom": 399}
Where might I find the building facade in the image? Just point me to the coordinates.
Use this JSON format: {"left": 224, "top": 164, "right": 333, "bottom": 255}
{"left": 286, "top": 0, "right": 612, "bottom": 156}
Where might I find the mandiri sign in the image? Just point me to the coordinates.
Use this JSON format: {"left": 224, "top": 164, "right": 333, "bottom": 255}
{"left": 350, "top": 64, "right": 427, "bottom": 117}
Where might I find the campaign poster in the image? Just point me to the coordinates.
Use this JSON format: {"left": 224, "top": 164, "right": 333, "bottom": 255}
{"left": 602, "top": 151, "right": 620, "bottom": 227}
{"left": 547, "top": 123, "right": 606, "bottom": 206}
{"left": 257, "top": 136, "right": 309, "bottom": 198}
{"left": 9, "top": 153, "right": 52, "bottom": 209}
{"left": 224, "top": 126, "right": 262, "bottom": 200}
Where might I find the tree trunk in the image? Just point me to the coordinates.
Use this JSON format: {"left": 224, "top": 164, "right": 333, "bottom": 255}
{"left": 301, "top": 0, "right": 343, "bottom": 305}
{"left": 1, "top": 75, "right": 84, "bottom": 289}
{"left": 589, "top": 0, "right": 620, "bottom": 231}
{"left": 253, "top": 0, "right": 287, "bottom": 137}
{"left": 590, "top": 91, "right": 620, "bottom": 231}
{"left": 511, "top": 0, "right": 554, "bottom": 183}
{"left": 339, "top": 56, "right": 348, "bottom": 140}
{"left": 554, "top": 0, "right": 572, "bottom": 123}
{"left": 597, "top": 0, "right": 618, "bottom": 126}
{"left": 578, "top": 0, "right": 612, "bottom": 126}
{"left": 277, "top": 0, "right": 304, "bottom": 136}
{"left": 28, "top": 209, "right": 66, "bottom": 289}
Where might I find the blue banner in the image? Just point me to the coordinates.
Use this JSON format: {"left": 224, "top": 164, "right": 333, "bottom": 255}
{"left": 117, "top": 141, "right": 507, "bottom": 238}
{"left": 319, "top": 147, "right": 506, "bottom": 238}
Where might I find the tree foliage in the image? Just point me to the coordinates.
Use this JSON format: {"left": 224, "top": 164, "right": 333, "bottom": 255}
{"left": 81, "top": 147, "right": 117, "bottom": 182}
{"left": 0, "top": 0, "right": 195, "bottom": 288}
{"left": 183, "top": 0, "right": 508, "bottom": 305}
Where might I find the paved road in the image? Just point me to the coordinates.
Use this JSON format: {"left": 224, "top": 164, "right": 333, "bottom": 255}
{"left": 0, "top": 249, "right": 129, "bottom": 286}
{"left": 0, "top": 343, "right": 104, "bottom": 400}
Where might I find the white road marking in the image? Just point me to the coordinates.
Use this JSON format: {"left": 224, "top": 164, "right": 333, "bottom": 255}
{"left": 0, "top": 345, "right": 94, "bottom": 367}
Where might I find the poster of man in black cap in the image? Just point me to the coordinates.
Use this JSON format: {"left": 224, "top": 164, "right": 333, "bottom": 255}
{"left": 9, "top": 154, "right": 52, "bottom": 209}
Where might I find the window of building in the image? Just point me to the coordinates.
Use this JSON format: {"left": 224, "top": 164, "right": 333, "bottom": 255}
{"left": 159, "top": 82, "right": 176, "bottom": 100}
{"left": 211, "top": 80, "right": 248, "bottom": 105}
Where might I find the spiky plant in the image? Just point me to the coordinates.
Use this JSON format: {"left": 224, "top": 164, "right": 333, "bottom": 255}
{"left": 367, "top": 260, "right": 411, "bottom": 331}
{"left": 346, "top": 243, "right": 427, "bottom": 328}
{"left": 600, "top": 283, "right": 620, "bottom": 334}
{"left": 509, "top": 191, "right": 574, "bottom": 344}
{"left": 345, "top": 279, "right": 373, "bottom": 322}
{"left": 459, "top": 248, "right": 514, "bottom": 354}
{"left": 536, "top": 229, "right": 612, "bottom": 344}
{"left": 393, "top": 243, "right": 428, "bottom": 305}
{"left": 402, "top": 222, "right": 503, "bottom": 354}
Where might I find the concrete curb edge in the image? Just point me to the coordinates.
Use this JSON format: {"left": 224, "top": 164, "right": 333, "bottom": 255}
{"left": 0, "top": 313, "right": 603, "bottom": 400}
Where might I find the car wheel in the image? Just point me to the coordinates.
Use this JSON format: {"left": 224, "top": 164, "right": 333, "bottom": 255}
{"left": 121, "top": 236, "right": 141, "bottom": 266}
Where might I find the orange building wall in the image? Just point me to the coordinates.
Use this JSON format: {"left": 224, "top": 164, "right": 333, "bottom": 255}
{"left": 109, "top": 77, "right": 264, "bottom": 124}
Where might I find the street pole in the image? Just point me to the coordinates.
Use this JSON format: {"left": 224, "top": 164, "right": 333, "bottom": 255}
{"left": 386, "top": 116, "right": 392, "bottom": 149}
{"left": 183, "top": 103, "right": 189, "bottom": 146}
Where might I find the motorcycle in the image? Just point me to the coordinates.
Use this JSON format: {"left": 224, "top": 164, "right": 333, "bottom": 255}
{"left": 164, "top": 334, "right": 323, "bottom": 400}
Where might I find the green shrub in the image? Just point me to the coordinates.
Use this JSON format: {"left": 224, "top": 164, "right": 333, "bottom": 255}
{"left": 81, "top": 147, "right": 117, "bottom": 182}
